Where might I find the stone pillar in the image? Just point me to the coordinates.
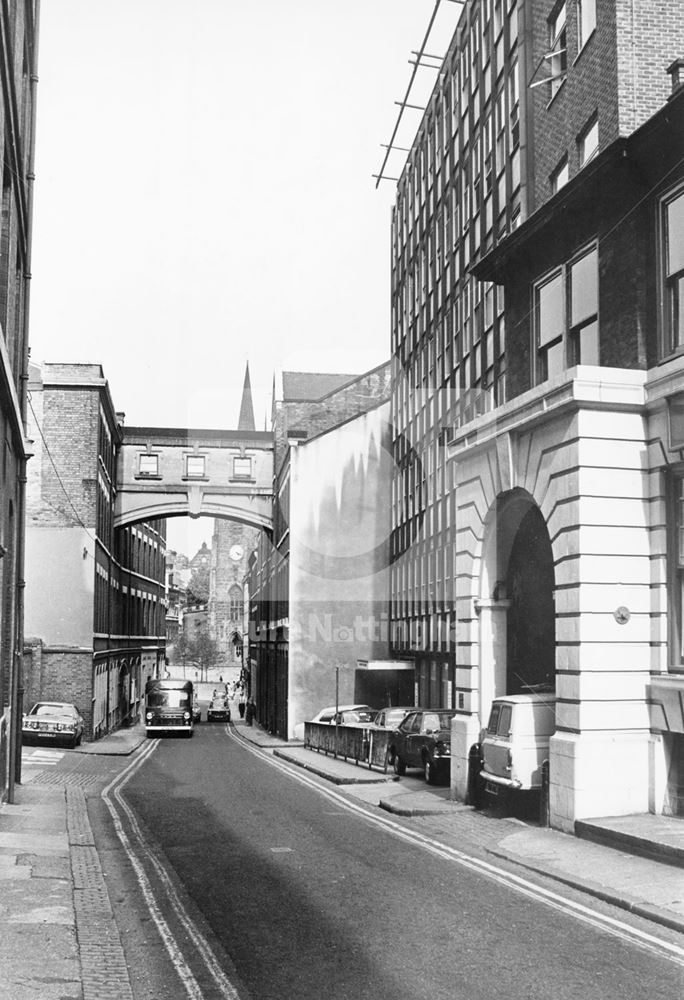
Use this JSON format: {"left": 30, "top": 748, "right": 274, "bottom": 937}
{"left": 450, "top": 598, "right": 510, "bottom": 801}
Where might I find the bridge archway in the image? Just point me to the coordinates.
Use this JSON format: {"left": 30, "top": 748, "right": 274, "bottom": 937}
{"left": 114, "top": 425, "right": 274, "bottom": 532}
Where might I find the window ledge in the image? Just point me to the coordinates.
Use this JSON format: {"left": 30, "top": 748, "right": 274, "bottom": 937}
{"left": 134, "top": 474, "right": 162, "bottom": 481}
{"left": 181, "top": 476, "right": 209, "bottom": 483}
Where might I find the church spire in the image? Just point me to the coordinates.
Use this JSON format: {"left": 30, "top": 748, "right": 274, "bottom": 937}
{"left": 238, "top": 362, "right": 256, "bottom": 431}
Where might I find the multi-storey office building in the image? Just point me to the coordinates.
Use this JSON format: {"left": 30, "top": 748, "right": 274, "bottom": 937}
{"left": 24, "top": 363, "right": 167, "bottom": 740}
{"left": 389, "top": 0, "right": 684, "bottom": 826}
{"left": 0, "top": 1, "right": 39, "bottom": 802}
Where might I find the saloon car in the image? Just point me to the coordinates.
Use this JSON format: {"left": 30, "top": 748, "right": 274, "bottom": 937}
{"left": 207, "top": 696, "right": 231, "bottom": 723}
{"left": 292, "top": 704, "right": 375, "bottom": 740}
{"left": 22, "top": 702, "right": 85, "bottom": 749}
{"left": 390, "top": 709, "right": 456, "bottom": 784}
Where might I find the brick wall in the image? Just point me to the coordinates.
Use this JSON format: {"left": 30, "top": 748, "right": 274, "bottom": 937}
{"left": 274, "top": 362, "right": 392, "bottom": 473}
{"left": 26, "top": 383, "right": 100, "bottom": 529}
{"left": 529, "top": 0, "right": 684, "bottom": 214}
{"left": 23, "top": 641, "right": 94, "bottom": 736}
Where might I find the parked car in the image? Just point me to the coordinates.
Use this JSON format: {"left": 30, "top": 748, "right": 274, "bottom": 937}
{"left": 331, "top": 707, "right": 377, "bottom": 726}
{"left": 22, "top": 702, "right": 84, "bottom": 749}
{"left": 372, "top": 706, "right": 415, "bottom": 762}
{"left": 479, "top": 692, "right": 556, "bottom": 797}
{"left": 293, "top": 704, "right": 374, "bottom": 740}
{"left": 207, "top": 696, "right": 231, "bottom": 723}
{"left": 391, "top": 709, "right": 456, "bottom": 784}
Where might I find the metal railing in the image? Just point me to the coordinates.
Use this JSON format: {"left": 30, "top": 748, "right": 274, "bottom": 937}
{"left": 304, "top": 722, "right": 391, "bottom": 773}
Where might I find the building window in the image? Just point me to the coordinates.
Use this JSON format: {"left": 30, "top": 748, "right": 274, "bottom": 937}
{"left": 550, "top": 157, "right": 569, "bottom": 194}
{"left": 577, "top": 0, "right": 596, "bottom": 52}
{"left": 186, "top": 455, "right": 205, "bottom": 478}
{"left": 139, "top": 454, "right": 158, "bottom": 476}
{"left": 568, "top": 246, "right": 599, "bottom": 364}
{"left": 670, "top": 475, "right": 684, "bottom": 670}
{"left": 578, "top": 115, "right": 599, "bottom": 167}
{"left": 535, "top": 270, "right": 565, "bottom": 381}
{"left": 534, "top": 244, "right": 599, "bottom": 382}
{"left": 548, "top": 2, "right": 567, "bottom": 99}
{"left": 233, "top": 456, "right": 252, "bottom": 479}
{"left": 663, "top": 187, "right": 684, "bottom": 355}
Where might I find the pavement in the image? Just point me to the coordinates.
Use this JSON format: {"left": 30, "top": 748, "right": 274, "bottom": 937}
{"left": 1, "top": 720, "right": 683, "bottom": 999}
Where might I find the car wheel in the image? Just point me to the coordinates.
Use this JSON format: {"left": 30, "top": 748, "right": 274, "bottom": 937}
{"left": 393, "top": 755, "right": 406, "bottom": 776}
{"left": 425, "top": 757, "right": 437, "bottom": 785}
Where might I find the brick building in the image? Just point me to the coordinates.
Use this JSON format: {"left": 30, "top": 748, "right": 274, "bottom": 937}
{"left": 0, "top": 1, "right": 39, "bottom": 803}
{"left": 24, "top": 363, "right": 167, "bottom": 740}
{"left": 247, "top": 363, "right": 394, "bottom": 737}
{"left": 388, "top": 0, "right": 684, "bottom": 826}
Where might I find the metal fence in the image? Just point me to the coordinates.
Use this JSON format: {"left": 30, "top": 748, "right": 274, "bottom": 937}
{"left": 304, "top": 722, "right": 391, "bottom": 773}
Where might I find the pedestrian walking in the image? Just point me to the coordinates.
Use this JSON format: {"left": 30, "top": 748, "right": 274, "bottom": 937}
{"left": 238, "top": 692, "right": 246, "bottom": 719}
{"left": 245, "top": 697, "right": 256, "bottom": 726}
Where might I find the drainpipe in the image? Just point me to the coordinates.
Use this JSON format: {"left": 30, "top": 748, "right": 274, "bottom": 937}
{"left": 11, "top": 1, "right": 41, "bottom": 800}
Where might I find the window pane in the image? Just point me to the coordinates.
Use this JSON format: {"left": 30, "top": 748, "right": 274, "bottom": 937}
{"left": 233, "top": 457, "right": 252, "bottom": 478}
{"left": 571, "top": 248, "right": 597, "bottom": 325}
{"left": 537, "top": 272, "right": 563, "bottom": 346}
{"left": 498, "top": 703, "right": 512, "bottom": 735}
{"left": 579, "top": 320, "right": 599, "bottom": 364}
{"left": 579, "top": 118, "right": 599, "bottom": 166}
{"left": 667, "top": 192, "right": 684, "bottom": 277}
{"left": 578, "top": 0, "right": 596, "bottom": 48}
{"left": 546, "top": 338, "right": 565, "bottom": 377}
{"left": 139, "top": 454, "right": 158, "bottom": 475}
{"left": 187, "top": 456, "right": 205, "bottom": 477}
{"left": 670, "top": 275, "right": 684, "bottom": 348}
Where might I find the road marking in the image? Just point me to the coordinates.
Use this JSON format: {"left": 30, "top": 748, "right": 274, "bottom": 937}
{"left": 23, "top": 748, "right": 64, "bottom": 765}
{"left": 101, "top": 739, "right": 244, "bottom": 1000}
{"left": 270, "top": 847, "right": 293, "bottom": 853}
{"left": 229, "top": 726, "right": 684, "bottom": 969}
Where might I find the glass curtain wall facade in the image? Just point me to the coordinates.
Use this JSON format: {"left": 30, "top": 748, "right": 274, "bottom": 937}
{"left": 390, "top": 0, "right": 520, "bottom": 704}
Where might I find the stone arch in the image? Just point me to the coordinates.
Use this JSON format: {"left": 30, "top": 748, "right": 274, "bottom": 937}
{"left": 478, "top": 487, "right": 556, "bottom": 725}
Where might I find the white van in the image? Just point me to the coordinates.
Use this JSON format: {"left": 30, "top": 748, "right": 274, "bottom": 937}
{"left": 480, "top": 692, "right": 555, "bottom": 794}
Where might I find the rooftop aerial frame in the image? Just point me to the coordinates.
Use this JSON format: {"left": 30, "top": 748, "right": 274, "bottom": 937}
{"left": 374, "top": 0, "right": 466, "bottom": 188}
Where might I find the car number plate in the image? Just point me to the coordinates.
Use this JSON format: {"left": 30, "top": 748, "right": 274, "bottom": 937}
{"left": 485, "top": 781, "right": 499, "bottom": 796}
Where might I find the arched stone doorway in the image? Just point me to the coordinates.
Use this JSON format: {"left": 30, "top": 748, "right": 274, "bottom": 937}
{"left": 478, "top": 489, "right": 556, "bottom": 724}
{"left": 506, "top": 504, "right": 555, "bottom": 694}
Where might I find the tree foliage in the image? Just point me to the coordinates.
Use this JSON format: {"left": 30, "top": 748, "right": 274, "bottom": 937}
{"left": 186, "top": 564, "right": 210, "bottom": 604}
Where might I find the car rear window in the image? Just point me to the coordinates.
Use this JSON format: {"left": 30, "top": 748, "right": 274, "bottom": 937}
{"left": 497, "top": 704, "right": 512, "bottom": 736}
{"left": 487, "top": 704, "right": 501, "bottom": 734}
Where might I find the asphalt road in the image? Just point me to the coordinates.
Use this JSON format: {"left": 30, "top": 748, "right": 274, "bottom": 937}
{"left": 111, "top": 722, "right": 684, "bottom": 1000}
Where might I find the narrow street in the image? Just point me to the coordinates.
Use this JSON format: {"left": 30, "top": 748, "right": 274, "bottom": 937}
{"left": 70, "top": 724, "right": 684, "bottom": 1000}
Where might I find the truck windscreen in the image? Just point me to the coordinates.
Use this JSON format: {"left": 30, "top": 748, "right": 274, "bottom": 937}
{"left": 147, "top": 691, "right": 190, "bottom": 708}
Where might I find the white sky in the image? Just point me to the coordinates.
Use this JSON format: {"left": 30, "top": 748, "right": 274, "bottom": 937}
{"left": 28, "top": 0, "right": 460, "bottom": 554}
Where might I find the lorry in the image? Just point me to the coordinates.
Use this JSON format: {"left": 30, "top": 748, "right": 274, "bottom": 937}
{"left": 144, "top": 678, "right": 194, "bottom": 738}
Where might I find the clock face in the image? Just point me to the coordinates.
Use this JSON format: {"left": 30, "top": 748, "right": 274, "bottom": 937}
{"left": 229, "top": 545, "right": 244, "bottom": 562}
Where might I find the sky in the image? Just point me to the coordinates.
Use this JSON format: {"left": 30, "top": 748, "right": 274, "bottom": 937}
{"left": 28, "top": 0, "right": 461, "bottom": 554}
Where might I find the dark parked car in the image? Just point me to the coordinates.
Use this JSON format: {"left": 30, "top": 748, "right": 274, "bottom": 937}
{"left": 391, "top": 709, "right": 456, "bottom": 784}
